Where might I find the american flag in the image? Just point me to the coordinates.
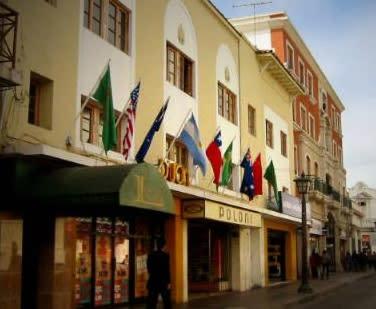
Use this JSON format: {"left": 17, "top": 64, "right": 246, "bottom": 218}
{"left": 122, "top": 82, "right": 141, "bottom": 160}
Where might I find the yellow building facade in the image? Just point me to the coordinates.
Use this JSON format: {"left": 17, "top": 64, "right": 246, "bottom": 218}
{"left": 0, "top": 1, "right": 307, "bottom": 308}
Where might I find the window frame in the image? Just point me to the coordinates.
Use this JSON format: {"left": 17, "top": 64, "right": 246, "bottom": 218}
{"left": 298, "top": 57, "right": 305, "bottom": 87}
{"left": 84, "top": 0, "right": 131, "bottom": 54}
{"left": 166, "top": 135, "right": 188, "bottom": 168}
{"left": 80, "top": 97, "right": 123, "bottom": 152}
{"left": 218, "top": 82, "right": 237, "bottom": 125}
{"left": 248, "top": 104, "right": 256, "bottom": 136}
{"left": 265, "top": 119, "right": 274, "bottom": 149}
{"left": 308, "top": 113, "right": 315, "bottom": 139}
{"left": 307, "top": 70, "right": 314, "bottom": 99}
{"left": 280, "top": 131, "right": 287, "bottom": 157}
{"left": 300, "top": 105, "right": 307, "bottom": 131}
{"left": 331, "top": 106, "right": 336, "bottom": 128}
{"left": 294, "top": 145, "right": 298, "bottom": 175}
{"left": 166, "top": 42, "right": 194, "bottom": 97}
{"left": 286, "top": 40, "right": 295, "bottom": 71}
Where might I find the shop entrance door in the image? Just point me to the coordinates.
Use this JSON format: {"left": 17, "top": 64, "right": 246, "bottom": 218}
{"left": 267, "top": 230, "right": 286, "bottom": 282}
{"left": 188, "top": 222, "right": 231, "bottom": 293}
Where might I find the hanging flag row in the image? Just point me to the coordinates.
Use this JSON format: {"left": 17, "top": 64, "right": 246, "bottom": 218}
{"left": 84, "top": 61, "right": 279, "bottom": 204}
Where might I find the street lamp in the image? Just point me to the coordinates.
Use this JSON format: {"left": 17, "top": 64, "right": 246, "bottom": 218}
{"left": 294, "top": 172, "right": 313, "bottom": 293}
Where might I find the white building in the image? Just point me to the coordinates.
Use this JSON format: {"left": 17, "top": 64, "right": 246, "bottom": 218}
{"left": 349, "top": 182, "right": 376, "bottom": 253}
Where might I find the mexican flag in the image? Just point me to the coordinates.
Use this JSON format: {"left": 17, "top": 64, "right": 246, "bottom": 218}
{"left": 221, "top": 141, "right": 233, "bottom": 186}
{"left": 92, "top": 65, "right": 117, "bottom": 153}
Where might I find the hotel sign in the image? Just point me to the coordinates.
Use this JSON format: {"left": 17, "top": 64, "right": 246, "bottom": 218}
{"left": 183, "top": 200, "right": 261, "bottom": 228}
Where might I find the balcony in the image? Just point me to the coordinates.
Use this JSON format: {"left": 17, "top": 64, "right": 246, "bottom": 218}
{"left": 309, "top": 177, "right": 341, "bottom": 207}
{"left": 0, "top": 2, "right": 21, "bottom": 90}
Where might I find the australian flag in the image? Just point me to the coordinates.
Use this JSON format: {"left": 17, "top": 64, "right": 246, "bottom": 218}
{"left": 240, "top": 148, "right": 255, "bottom": 200}
{"left": 135, "top": 98, "right": 169, "bottom": 163}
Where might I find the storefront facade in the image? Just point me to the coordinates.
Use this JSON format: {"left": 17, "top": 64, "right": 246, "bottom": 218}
{"left": 182, "top": 199, "right": 263, "bottom": 295}
{"left": 0, "top": 156, "right": 176, "bottom": 309}
{"left": 264, "top": 218, "right": 298, "bottom": 285}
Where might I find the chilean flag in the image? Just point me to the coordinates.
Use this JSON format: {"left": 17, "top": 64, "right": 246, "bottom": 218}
{"left": 206, "top": 131, "right": 223, "bottom": 188}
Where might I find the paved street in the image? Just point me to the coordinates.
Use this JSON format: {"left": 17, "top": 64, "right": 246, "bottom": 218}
{"left": 167, "top": 272, "right": 376, "bottom": 309}
{"left": 291, "top": 275, "right": 376, "bottom": 309}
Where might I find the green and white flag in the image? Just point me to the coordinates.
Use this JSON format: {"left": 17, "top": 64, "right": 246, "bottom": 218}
{"left": 92, "top": 65, "right": 117, "bottom": 153}
{"left": 221, "top": 141, "right": 233, "bottom": 186}
{"left": 264, "top": 160, "right": 279, "bottom": 204}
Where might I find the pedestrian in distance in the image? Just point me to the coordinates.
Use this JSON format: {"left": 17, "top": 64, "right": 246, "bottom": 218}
{"left": 372, "top": 252, "right": 376, "bottom": 271}
{"left": 321, "top": 249, "right": 330, "bottom": 280}
{"left": 309, "top": 250, "right": 319, "bottom": 279}
{"left": 146, "top": 237, "right": 171, "bottom": 309}
{"left": 352, "top": 250, "right": 359, "bottom": 272}
{"left": 345, "top": 251, "right": 352, "bottom": 272}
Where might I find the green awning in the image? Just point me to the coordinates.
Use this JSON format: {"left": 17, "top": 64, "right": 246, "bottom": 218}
{"left": 30, "top": 162, "right": 174, "bottom": 214}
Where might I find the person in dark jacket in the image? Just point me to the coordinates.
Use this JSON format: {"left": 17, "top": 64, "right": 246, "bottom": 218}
{"left": 147, "top": 237, "right": 171, "bottom": 309}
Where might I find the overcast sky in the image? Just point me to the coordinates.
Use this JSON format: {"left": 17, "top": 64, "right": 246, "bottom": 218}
{"left": 212, "top": 0, "right": 376, "bottom": 189}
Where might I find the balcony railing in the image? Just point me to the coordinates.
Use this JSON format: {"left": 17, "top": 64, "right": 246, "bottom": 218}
{"left": 310, "top": 177, "right": 341, "bottom": 203}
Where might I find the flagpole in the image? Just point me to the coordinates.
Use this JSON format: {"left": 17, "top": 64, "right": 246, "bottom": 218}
{"left": 115, "top": 97, "right": 131, "bottom": 127}
{"left": 163, "top": 108, "right": 192, "bottom": 162}
{"left": 115, "top": 79, "right": 141, "bottom": 128}
{"left": 68, "top": 59, "right": 111, "bottom": 142}
{"left": 75, "top": 59, "right": 111, "bottom": 124}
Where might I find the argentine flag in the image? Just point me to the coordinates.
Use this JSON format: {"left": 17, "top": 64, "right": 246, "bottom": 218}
{"left": 179, "top": 114, "right": 207, "bottom": 175}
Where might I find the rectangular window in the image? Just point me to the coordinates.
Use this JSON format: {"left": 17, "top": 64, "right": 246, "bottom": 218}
{"left": 280, "top": 131, "right": 287, "bottom": 157}
{"left": 266, "top": 119, "right": 273, "bottom": 148}
{"left": 108, "top": 0, "right": 130, "bottom": 53}
{"left": 333, "top": 140, "right": 337, "bottom": 158}
{"left": 166, "top": 135, "right": 188, "bottom": 168}
{"left": 307, "top": 70, "right": 313, "bottom": 97}
{"left": 92, "top": 0, "right": 102, "bottom": 35}
{"left": 286, "top": 41, "right": 294, "bottom": 71}
{"left": 166, "top": 43, "right": 193, "bottom": 96}
{"left": 338, "top": 146, "right": 343, "bottom": 165}
{"left": 28, "top": 72, "right": 53, "bottom": 129}
{"left": 218, "top": 82, "right": 237, "bottom": 125}
{"left": 294, "top": 146, "right": 298, "bottom": 175}
{"left": 309, "top": 114, "right": 315, "bottom": 139}
{"left": 292, "top": 99, "right": 296, "bottom": 122}
{"left": 298, "top": 58, "right": 305, "bottom": 86}
{"left": 80, "top": 97, "right": 123, "bottom": 152}
{"left": 331, "top": 106, "right": 336, "bottom": 128}
{"left": 84, "top": 0, "right": 130, "bottom": 54}
{"left": 74, "top": 217, "right": 130, "bottom": 306}
{"left": 248, "top": 105, "right": 256, "bottom": 136}
{"left": 300, "top": 105, "right": 307, "bottom": 131}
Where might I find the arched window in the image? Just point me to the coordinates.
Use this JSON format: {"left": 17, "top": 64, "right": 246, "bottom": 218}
{"left": 314, "top": 162, "right": 319, "bottom": 178}
{"left": 306, "top": 155, "right": 311, "bottom": 175}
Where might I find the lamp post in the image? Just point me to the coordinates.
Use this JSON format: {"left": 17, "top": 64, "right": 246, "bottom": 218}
{"left": 294, "top": 172, "right": 313, "bottom": 293}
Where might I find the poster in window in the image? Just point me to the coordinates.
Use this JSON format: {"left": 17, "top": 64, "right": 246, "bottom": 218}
{"left": 95, "top": 218, "right": 112, "bottom": 306}
{"left": 114, "top": 219, "right": 129, "bottom": 304}
{"left": 75, "top": 218, "right": 92, "bottom": 305}
{"left": 134, "top": 239, "right": 148, "bottom": 298}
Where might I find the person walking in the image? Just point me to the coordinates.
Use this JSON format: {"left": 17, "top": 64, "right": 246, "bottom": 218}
{"left": 321, "top": 249, "right": 330, "bottom": 280}
{"left": 309, "top": 250, "right": 318, "bottom": 279}
{"left": 147, "top": 238, "right": 171, "bottom": 309}
{"left": 345, "top": 251, "right": 352, "bottom": 272}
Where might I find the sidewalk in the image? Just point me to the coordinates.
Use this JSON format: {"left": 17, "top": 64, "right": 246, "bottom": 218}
{"left": 171, "top": 271, "right": 376, "bottom": 309}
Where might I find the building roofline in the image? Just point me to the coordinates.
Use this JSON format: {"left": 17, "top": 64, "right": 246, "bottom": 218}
{"left": 230, "top": 12, "right": 345, "bottom": 112}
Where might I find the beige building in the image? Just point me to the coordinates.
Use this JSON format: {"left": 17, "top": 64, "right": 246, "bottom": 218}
{"left": 0, "top": 1, "right": 330, "bottom": 309}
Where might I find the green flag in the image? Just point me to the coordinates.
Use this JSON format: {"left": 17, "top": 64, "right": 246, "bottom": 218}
{"left": 92, "top": 65, "right": 117, "bottom": 153}
{"left": 221, "top": 141, "right": 233, "bottom": 186}
{"left": 264, "top": 160, "right": 279, "bottom": 204}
